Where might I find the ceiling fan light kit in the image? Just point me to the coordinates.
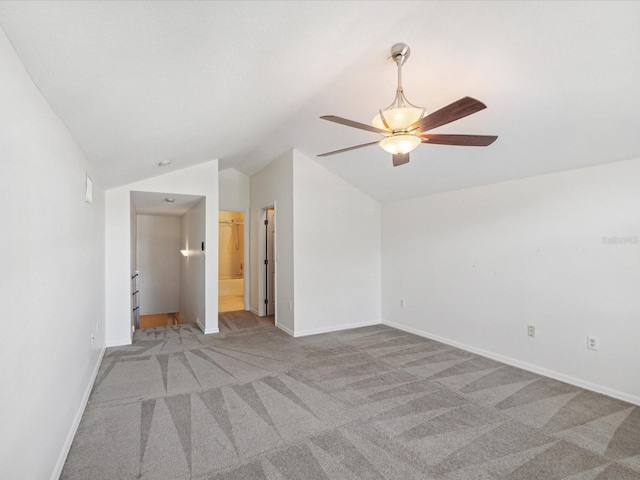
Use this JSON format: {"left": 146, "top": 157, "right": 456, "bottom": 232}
{"left": 380, "top": 134, "right": 421, "bottom": 154}
{"left": 372, "top": 107, "right": 424, "bottom": 132}
{"left": 319, "top": 43, "right": 497, "bottom": 166}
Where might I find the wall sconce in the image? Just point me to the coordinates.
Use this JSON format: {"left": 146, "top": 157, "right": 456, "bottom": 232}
{"left": 180, "top": 250, "right": 189, "bottom": 258}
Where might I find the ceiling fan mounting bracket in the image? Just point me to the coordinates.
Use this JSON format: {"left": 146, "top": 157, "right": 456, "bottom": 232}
{"left": 390, "top": 43, "right": 410, "bottom": 66}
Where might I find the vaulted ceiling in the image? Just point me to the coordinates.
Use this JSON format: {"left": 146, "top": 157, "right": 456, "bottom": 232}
{"left": 1, "top": 1, "right": 640, "bottom": 202}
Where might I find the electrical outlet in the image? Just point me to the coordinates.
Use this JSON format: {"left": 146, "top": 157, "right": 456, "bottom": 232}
{"left": 90, "top": 333, "right": 95, "bottom": 345}
{"left": 527, "top": 325, "right": 536, "bottom": 337}
{"left": 400, "top": 299, "right": 405, "bottom": 308}
{"left": 587, "top": 335, "right": 599, "bottom": 350}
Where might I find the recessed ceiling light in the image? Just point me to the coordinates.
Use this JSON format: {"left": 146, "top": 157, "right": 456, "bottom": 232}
{"left": 165, "top": 198, "right": 175, "bottom": 203}
{"left": 158, "top": 160, "right": 171, "bottom": 166}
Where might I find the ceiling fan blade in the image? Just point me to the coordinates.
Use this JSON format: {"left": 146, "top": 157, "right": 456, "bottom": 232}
{"left": 317, "top": 141, "right": 380, "bottom": 157}
{"left": 392, "top": 153, "right": 410, "bottom": 167}
{"left": 409, "top": 97, "right": 487, "bottom": 133}
{"left": 421, "top": 134, "right": 498, "bottom": 146}
{"left": 320, "top": 115, "right": 386, "bottom": 134}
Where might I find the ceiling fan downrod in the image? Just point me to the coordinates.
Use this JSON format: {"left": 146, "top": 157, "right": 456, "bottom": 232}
{"left": 386, "top": 43, "right": 422, "bottom": 112}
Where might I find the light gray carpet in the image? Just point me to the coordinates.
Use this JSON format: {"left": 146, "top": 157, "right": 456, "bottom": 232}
{"left": 61, "top": 315, "right": 640, "bottom": 479}
{"left": 218, "top": 310, "right": 274, "bottom": 334}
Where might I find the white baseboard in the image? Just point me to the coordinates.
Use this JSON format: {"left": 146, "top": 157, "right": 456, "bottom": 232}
{"left": 293, "top": 319, "right": 381, "bottom": 338}
{"left": 382, "top": 318, "right": 640, "bottom": 407}
{"left": 275, "top": 322, "right": 294, "bottom": 337}
{"left": 105, "top": 338, "right": 132, "bottom": 347}
{"left": 51, "top": 347, "right": 105, "bottom": 480}
{"left": 197, "top": 318, "right": 219, "bottom": 335}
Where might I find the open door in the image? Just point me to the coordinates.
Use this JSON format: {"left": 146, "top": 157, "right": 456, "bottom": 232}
{"left": 265, "top": 207, "right": 275, "bottom": 316}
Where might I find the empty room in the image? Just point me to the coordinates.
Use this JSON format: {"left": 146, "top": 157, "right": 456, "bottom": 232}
{"left": 1, "top": 2, "right": 639, "bottom": 479}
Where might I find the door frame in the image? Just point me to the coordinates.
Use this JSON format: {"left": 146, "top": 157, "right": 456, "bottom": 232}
{"left": 258, "top": 203, "right": 276, "bottom": 320}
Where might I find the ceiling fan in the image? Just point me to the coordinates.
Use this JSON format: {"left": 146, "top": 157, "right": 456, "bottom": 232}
{"left": 318, "top": 43, "right": 497, "bottom": 167}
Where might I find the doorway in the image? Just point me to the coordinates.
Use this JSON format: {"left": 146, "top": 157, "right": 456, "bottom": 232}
{"left": 136, "top": 214, "right": 182, "bottom": 328}
{"left": 130, "top": 191, "right": 206, "bottom": 330}
{"left": 218, "top": 211, "right": 246, "bottom": 312}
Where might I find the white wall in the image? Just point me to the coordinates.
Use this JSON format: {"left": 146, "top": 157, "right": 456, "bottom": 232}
{"left": 130, "top": 196, "right": 137, "bottom": 329}
{"left": 219, "top": 168, "right": 250, "bottom": 211}
{"left": 180, "top": 199, "right": 206, "bottom": 326}
{"left": 0, "top": 28, "right": 105, "bottom": 480}
{"left": 250, "top": 150, "right": 295, "bottom": 332}
{"left": 293, "top": 151, "right": 382, "bottom": 336}
{"left": 382, "top": 157, "right": 640, "bottom": 404}
{"left": 137, "top": 215, "right": 181, "bottom": 315}
{"left": 105, "top": 161, "right": 219, "bottom": 344}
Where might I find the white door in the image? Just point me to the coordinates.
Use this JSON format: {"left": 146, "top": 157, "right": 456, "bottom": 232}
{"left": 266, "top": 208, "right": 275, "bottom": 316}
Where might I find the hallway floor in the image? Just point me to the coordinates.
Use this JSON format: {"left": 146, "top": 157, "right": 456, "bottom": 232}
{"left": 218, "top": 294, "right": 244, "bottom": 312}
{"left": 140, "top": 312, "right": 187, "bottom": 329}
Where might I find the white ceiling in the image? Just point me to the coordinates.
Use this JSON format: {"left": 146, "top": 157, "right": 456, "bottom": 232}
{"left": 131, "top": 191, "right": 203, "bottom": 216}
{"left": 1, "top": 1, "right": 640, "bottom": 202}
